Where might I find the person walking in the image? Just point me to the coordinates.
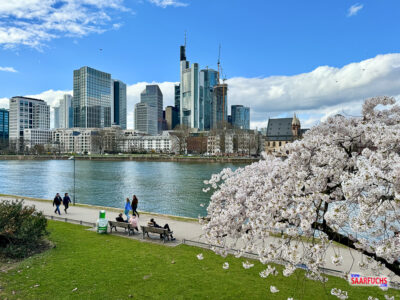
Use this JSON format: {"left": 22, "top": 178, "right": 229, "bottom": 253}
{"left": 132, "top": 195, "right": 139, "bottom": 217}
{"left": 124, "top": 198, "right": 132, "bottom": 221}
{"left": 63, "top": 193, "right": 71, "bottom": 214}
{"left": 53, "top": 193, "right": 62, "bottom": 215}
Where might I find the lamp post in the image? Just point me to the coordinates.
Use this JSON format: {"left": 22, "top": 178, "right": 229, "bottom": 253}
{"left": 68, "top": 156, "right": 76, "bottom": 205}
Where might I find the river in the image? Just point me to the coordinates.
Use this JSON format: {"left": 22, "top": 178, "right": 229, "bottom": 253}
{"left": 0, "top": 160, "right": 248, "bottom": 218}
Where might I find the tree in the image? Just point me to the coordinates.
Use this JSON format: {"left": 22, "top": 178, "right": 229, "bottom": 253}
{"left": 172, "top": 124, "right": 191, "bottom": 154}
{"left": 203, "top": 97, "right": 400, "bottom": 283}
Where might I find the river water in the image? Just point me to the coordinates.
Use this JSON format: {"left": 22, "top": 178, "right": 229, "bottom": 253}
{"left": 0, "top": 160, "right": 247, "bottom": 218}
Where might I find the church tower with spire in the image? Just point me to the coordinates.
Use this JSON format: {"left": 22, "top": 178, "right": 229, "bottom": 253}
{"left": 291, "top": 113, "right": 301, "bottom": 138}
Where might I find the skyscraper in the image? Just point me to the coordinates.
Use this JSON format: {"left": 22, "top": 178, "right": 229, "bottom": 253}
{"left": 140, "top": 85, "right": 163, "bottom": 134}
{"left": 112, "top": 80, "right": 127, "bottom": 129}
{"left": 134, "top": 102, "right": 157, "bottom": 135}
{"left": 9, "top": 96, "right": 50, "bottom": 147}
{"left": 199, "top": 69, "right": 218, "bottom": 131}
{"left": 180, "top": 45, "right": 199, "bottom": 128}
{"left": 231, "top": 105, "right": 250, "bottom": 129}
{"left": 212, "top": 84, "right": 228, "bottom": 129}
{"left": 0, "top": 108, "right": 9, "bottom": 144}
{"left": 59, "top": 94, "right": 73, "bottom": 129}
{"left": 174, "top": 84, "right": 180, "bottom": 122}
{"left": 165, "top": 106, "right": 179, "bottom": 130}
{"left": 54, "top": 106, "right": 60, "bottom": 129}
{"left": 73, "top": 66, "right": 112, "bottom": 128}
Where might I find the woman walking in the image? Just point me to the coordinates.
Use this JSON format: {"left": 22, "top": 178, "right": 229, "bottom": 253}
{"left": 124, "top": 198, "right": 132, "bottom": 221}
{"left": 132, "top": 195, "right": 139, "bottom": 217}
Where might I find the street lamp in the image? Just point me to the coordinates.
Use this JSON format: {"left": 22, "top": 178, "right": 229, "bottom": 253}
{"left": 68, "top": 156, "right": 76, "bottom": 205}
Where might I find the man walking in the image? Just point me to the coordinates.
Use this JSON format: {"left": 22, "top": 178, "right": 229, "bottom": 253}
{"left": 63, "top": 193, "right": 71, "bottom": 214}
{"left": 53, "top": 193, "right": 62, "bottom": 215}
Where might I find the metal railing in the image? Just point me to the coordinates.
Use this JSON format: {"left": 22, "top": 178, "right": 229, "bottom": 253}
{"left": 45, "top": 214, "right": 96, "bottom": 227}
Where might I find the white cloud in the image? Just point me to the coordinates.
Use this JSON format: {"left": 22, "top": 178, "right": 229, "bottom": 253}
{"left": 347, "top": 3, "right": 363, "bottom": 17}
{"left": 3, "top": 53, "right": 400, "bottom": 131}
{"left": 0, "top": 66, "right": 17, "bottom": 72}
{"left": 147, "top": 0, "right": 188, "bottom": 8}
{"left": 227, "top": 53, "right": 400, "bottom": 129}
{"left": 0, "top": 0, "right": 128, "bottom": 49}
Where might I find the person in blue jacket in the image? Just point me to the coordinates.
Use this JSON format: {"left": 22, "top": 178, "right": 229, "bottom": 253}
{"left": 124, "top": 198, "right": 132, "bottom": 221}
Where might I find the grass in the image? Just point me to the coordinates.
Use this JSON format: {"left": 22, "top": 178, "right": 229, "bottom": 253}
{"left": 1, "top": 221, "right": 399, "bottom": 300}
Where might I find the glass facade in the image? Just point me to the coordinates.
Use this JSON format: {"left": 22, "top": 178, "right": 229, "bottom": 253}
{"left": 73, "top": 66, "right": 112, "bottom": 128}
{"left": 212, "top": 84, "right": 228, "bottom": 129}
{"left": 58, "top": 94, "right": 73, "bottom": 129}
{"left": 199, "top": 69, "right": 218, "bottom": 131}
{"left": 174, "top": 84, "right": 180, "bottom": 123}
{"left": 0, "top": 108, "right": 9, "bottom": 142}
{"left": 54, "top": 106, "right": 60, "bottom": 128}
{"left": 113, "top": 80, "right": 127, "bottom": 129}
{"left": 231, "top": 105, "right": 250, "bottom": 129}
{"left": 140, "top": 85, "right": 163, "bottom": 134}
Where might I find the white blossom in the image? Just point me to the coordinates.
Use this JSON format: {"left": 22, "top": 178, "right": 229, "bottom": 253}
{"left": 222, "top": 262, "right": 229, "bottom": 269}
{"left": 197, "top": 253, "right": 204, "bottom": 260}
{"left": 269, "top": 286, "right": 279, "bottom": 293}
{"left": 331, "top": 288, "right": 348, "bottom": 300}
{"left": 203, "top": 97, "right": 400, "bottom": 281}
{"left": 242, "top": 261, "right": 254, "bottom": 269}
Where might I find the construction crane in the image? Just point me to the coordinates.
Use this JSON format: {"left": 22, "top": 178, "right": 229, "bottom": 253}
{"left": 217, "top": 44, "right": 227, "bottom": 124}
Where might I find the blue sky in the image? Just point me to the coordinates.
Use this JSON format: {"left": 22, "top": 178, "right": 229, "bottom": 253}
{"left": 1, "top": 0, "right": 400, "bottom": 128}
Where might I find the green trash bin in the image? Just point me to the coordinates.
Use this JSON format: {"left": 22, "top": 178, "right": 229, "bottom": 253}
{"left": 97, "top": 210, "right": 108, "bottom": 234}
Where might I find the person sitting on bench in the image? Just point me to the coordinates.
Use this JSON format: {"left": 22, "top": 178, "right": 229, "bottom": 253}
{"left": 129, "top": 213, "right": 139, "bottom": 232}
{"left": 116, "top": 213, "right": 125, "bottom": 222}
{"left": 148, "top": 218, "right": 175, "bottom": 240}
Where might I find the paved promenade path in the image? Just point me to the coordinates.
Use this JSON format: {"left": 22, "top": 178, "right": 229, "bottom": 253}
{"left": 1, "top": 195, "right": 399, "bottom": 284}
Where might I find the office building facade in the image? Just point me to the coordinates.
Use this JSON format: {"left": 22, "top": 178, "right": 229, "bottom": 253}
{"left": 9, "top": 96, "right": 50, "bottom": 148}
{"left": 212, "top": 84, "right": 228, "bottom": 129}
{"left": 134, "top": 102, "right": 157, "bottom": 135}
{"left": 139, "top": 85, "right": 163, "bottom": 134}
{"left": 165, "top": 106, "right": 179, "bottom": 130}
{"left": 180, "top": 45, "right": 199, "bottom": 129}
{"left": 112, "top": 80, "right": 127, "bottom": 130}
{"left": 199, "top": 69, "right": 218, "bottom": 131}
{"left": 58, "top": 94, "right": 73, "bottom": 129}
{"left": 54, "top": 106, "right": 60, "bottom": 129}
{"left": 231, "top": 105, "right": 250, "bottom": 129}
{"left": 73, "top": 66, "right": 112, "bottom": 128}
{"left": 174, "top": 84, "right": 180, "bottom": 122}
{"left": 0, "top": 108, "right": 9, "bottom": 144}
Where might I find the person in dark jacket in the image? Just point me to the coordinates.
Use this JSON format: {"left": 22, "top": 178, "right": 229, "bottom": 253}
{"left": 148, "top": 218, "right": 175, "bottom": 240}
{"left": 63, "top": 193, "right": 71, "bottom": 214}
{"left": 116, "top": 213, "right": 125, "bottom": 222}
{"left": 53, "top": 193, "right": 62, "bottom": 215}
{"left": 132, "top": 195, "right": 139, "bottom": 217}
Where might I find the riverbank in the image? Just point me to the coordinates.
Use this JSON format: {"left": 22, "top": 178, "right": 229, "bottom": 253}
{"left": 0, "top": 154, "right": 259, "bottom": 163}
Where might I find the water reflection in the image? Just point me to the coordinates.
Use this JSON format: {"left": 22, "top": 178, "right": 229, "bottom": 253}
{"left": 0, "top": 160, "right": 246, "bottom": 218}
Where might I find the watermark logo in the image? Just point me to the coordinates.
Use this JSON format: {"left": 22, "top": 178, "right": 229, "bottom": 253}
{"left": 348, "top": 273, "right": 389, "bottom": 287}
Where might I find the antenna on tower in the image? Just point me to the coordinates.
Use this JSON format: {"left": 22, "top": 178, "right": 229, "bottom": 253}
{"left": 184, "top": 30, "right": 187, "bottom": 48}
{"left": 217, "top": 44, "right": 221, "bottom": 84}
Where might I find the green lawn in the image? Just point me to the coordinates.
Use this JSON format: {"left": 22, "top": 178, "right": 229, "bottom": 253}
{"left": 0, "top": 221, "right": 399, "bottom": 299}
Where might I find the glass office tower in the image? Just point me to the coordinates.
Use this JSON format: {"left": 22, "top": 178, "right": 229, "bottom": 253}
{"left": 0, "top": 108, "right": 9, "bottom": 144}
{"left": 231, "top": 105, "right": 250, "bottom": 129}
{"left": 212, "top": 84, "right": 228, "bottom": 129}
{"left": 113, "top": 80, "right": 127, "bottom": 129}
{"left": 73, "top": 66, "right": 112, "bottom": 128}
{"left": 199, "top": 69, "right": 218, "bottom": 131}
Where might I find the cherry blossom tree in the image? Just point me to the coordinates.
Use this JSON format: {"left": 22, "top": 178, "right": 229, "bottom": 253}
{"left": 202, "top": 97, "right": 400, "bottom": 281}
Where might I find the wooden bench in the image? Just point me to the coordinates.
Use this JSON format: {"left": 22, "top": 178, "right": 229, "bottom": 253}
{"left": 109, "top": 221, "right": 135, "bottom": 235}
{"left": 140, "top": 225, "right": 173, "bottom": 243}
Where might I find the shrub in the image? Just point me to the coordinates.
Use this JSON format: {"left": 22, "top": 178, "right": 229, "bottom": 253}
{"left": 0, "top": 200, "right": 48, "bottom": 258}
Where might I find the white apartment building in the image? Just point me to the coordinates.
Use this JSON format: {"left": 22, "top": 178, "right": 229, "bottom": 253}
{"left": 120, "top": 131, "right": 179, "bottom": 154}
{"left": 9, "top": 96, "right": 50, "bottom": 149}
{"left": 23, "top": 129, "right": 52, "bottom": 149}
{"left": 52, "top": 128, "right": 100, "bottom": 154}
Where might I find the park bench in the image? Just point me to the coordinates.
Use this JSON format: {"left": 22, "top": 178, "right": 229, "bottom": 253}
{"left": 109, "top": 221, "right": 135, "bottom": 236}
{"left": 140, "top": 225, "right": 173, "bottom": 243}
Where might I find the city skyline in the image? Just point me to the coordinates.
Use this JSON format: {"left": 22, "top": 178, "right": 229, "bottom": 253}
{"left": 0, "top": 1, "right": 400, "bottom": 129}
